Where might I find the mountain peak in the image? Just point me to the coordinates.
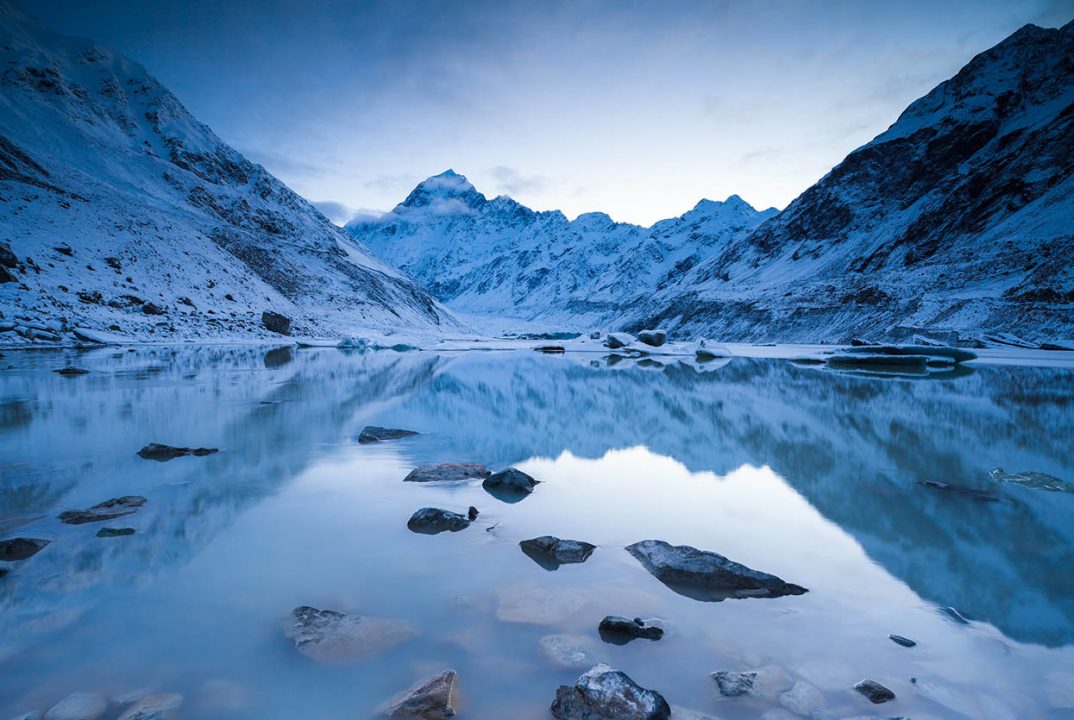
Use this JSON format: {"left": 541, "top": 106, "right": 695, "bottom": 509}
{"left": 398, "top": 169, "right": 486, "bottom": 214}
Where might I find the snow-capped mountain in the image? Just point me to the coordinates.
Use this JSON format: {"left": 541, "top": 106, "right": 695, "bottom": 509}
{"left": 634, "top": 19, "right": 1074, "bottom": 343}
{"left": 0, "top": 2, "right": 454, "bottom": 345}
{"left": 346, "top": 170, "right": 775, "bottom": 320}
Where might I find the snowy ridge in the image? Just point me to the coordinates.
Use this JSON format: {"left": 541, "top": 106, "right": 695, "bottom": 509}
{"left": 0, "top": 2, "right": 457, "bottom": 344}
{"left": 346, "top": 170, "right": 774, "bottom": 321}
{"left": 634, "top": 19, "right": 1074, "bottom": 343}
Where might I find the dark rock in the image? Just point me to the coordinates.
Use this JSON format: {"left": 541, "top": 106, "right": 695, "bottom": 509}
{"left": 0, "top": 242, "right": 17, "bottom": 268}
{"left": 0, "top": 567, "right": 8, "bottom": 578}
{"left": 137, "top": 443, "right": 218, "bottom": 461}
{"left": 263, "top": 346, "right": 292, "bottom": 368}
{"left": 519, "top": 536, "right": 596, "bottom": 570}
{"left": 0, "top": 265, "right": 15, "bottom": 283}
{"left": 919, "top": 479, "right": 999, "bottom": 502}
{"left": 625, "top": 540, "right": 808, "bottom": 601}
{"left": 482, "top": 467, "right": 540, "bottom": 502}
{"left": 844, "top": 344, "right": 976, "bottom": 363}
{"left": 142, "top": 302, "right": 165, "bottom": 315}
{"left": 54, "top": 367, "right": 89, "bottom": 376}
{"left": 589, "top": 331, "right": 601, "bottom": 339}
{"left": 358, "top": 426, "right": 418, "bottom": 444}
{"left": 283, "top": 605, "right": 416, "bottom": 663}
{"left": 551, "top": 664, "right": 670, "bottom": 720}
{"left": 54, "top": 244, "right": 74, "bottom": 256}
{"left": 636, "top": 329, "right": 667, "bottom": 347}
{"left": 97, "top": 527, "right": 136, "bottom": 537}
{"left": 605, "top": 333, "right": 635, "bottom": 350}
{"left": 850, "top": 338, "right": 878, "bottom": 346}
{"left": 889, "top": 633, "right": 916, "bottom": 647}
{"left": 1041, "top": 342, "right": 1074, "bottom": 351}
{"left": 467, "top": 506, "right": 479, "bottom": 521}
{"left": 58, "top": 496, "right": 147, "bottom": 525}
{"left": 598, "top": 616, "right": 664, "bottom": 644}
{"left": 407, "top": 508, "right": 471, "bottom": 534}
{"left": 404, "top": 463, "right": 490, "bottom": 483}
{"left": 854, "top": 679, "right": 895, "bottom": 704}
{"left": 105, "top": 256, "right": 121, "bottom": 270}
{"left": 712, "top": 671, "right": 756, "bottom": 697}
{"left": 536, "top": 345, "right": 566, "bottom": 354}
{"left": 261, "top": 310, "right": 291, "bottom": 335}
{"left": 376, "top": 669, "right": 457, "bottom": 720}
{"left": 0, "top": 537, "right": 50, "bottom": 561}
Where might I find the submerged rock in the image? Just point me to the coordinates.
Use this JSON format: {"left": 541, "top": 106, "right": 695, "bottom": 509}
{"left": 54, "top": 367, "right": 89, "bottom": 376}
{"left": 0, "top": 537, "right": 50, "bottom": 561}
{"left": 44, "top": 693, "right": 107, "bottom": 720}
{"left": 407, "top": 508, "right": 471, "bottom": 534}
{"left": 536, "top": 345, "right": 566, "bottom": 354}
{"left": 137, "top": 443, "right": 218, "bottom": 461}
{"left": 116, "top": 694, "right": 183, "bottom": 720}
{"left": 625, "top": 540, "right": 807, "bottom": 601}
{"left": 990, "top": 467, "right": 1073, "bottom": 493}
{"left": 376, "top": 670, "right": 457, "bottom": 719}
{"left": 844, "top": 343, "right": 976, "bottom": 363}
{"left": 483, "top": 468, "right": 540, "bottom": 502}
{"left": 58, "top": 496, "right": 147, "bottom": 525}
{"left": 551, "top": 664, "right": 670, "bottom": 720}
{"left": 779, "top": 681, "right": 825, "bottom": 716}
{"left": 497, "top": 584, "right": 587, "bottom": 624}
{"left": 919, "top": 480, "right": 999, "bottom": 502}
{"left": 636, "top": 329, "right": 667, "bottom": 347}
{"left": 358, "top": 426, "right": 419, "bottom": 444}
{"left": 605, "top": 333, "right": 636, "bottom": 350}
{"left": 519, "top": 536, "right": 595, "bottom": 570}
{"left": 854, "top": 679, "right": 895, "bottom": 704}
{"left": 283, "top": 606, "right": 416, "bottom": 663}
{"left": 538, "top": 634, "right": 600, "bottom": 669}
{"left": 598, "top": 616, "right": 664, "bottom": 644}
{"left": 889, "top": 633, "right": 916, "bottom": 647}
{"left": 712, "top": 671, "right": 756, "bottom": 697}
{"left": 404, "top": 463, "right": 491, "bottom": 483}
{"left": 96, "top": 527, "right": 135, "bottom": 538}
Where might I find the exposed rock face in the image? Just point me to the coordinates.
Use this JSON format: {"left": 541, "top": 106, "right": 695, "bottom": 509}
{"left": 597, "top": 616, "right": 664, "bottom": 644}
{"left": 261, "top": 311, "right": 291, "bottom": 336}
{"left": 638, "top": 20, "right": 1074, "bottom": 344}
{"left": 283, "top": 606, "right": 416, "bottom": 663}
{"left": 551, "top": 664, "right": 671, "bottom": 720}
{"left": 483, "top": 468, "right": 541, "bottom": 502}
{"left": 519, "top": 536, "right": 596, "bottom": 570}
{"left": 137, "top": 443, "right": 218, "bottom": 461}
{"left": 625, "top": 540, "right": 807, "bottom": 601}
{"left": 358, "top": 426, "right": 419, "bottom": 444}
{"left": 376, "top": 670, "right": 457, "bottom": 719}
{"left": 116, "top": 693, "right": 183, "bottom": 720}
{"left": 44, "top": 693, "right": 107, "bottom": 720}
{"left": 404, "top": 463, "right": 491, "bottom": 483}
{"left": 0, "top": 537, "right": 50, "bottom": 561}
{"left": 57, "top": 496, "right": 146, "bottom": 524}
{"left": 854, "top": 679, "right": 896, "bottom": 704}
{"left": 406, "top": 508, "right": 471, "bottom": 534}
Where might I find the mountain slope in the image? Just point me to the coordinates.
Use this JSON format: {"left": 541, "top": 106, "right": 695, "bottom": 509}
{"left": 635, "top": 19, "right": 1074, "bottom": 343}
{"left": 346, "top": 170, "right": 774, "bottom": 321}
{"left": 0, "top": 2, "right": 455, "bottom": 344}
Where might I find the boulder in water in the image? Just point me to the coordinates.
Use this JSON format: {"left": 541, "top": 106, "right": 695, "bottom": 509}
{"left": 376, "top": 670, "right": 457, "bottom": 719}
{"left": 605, "top": 333, "right": 635, "bottom": 350}
{"left": 404, "top": 464, "right": 490, "bottom": 483}
{"left": 551, "top": 664, "right": 670, "bottom": 720}
{"left": 58, "top": 496, "right": 147, "bottom": 525}
{"left": 358, "top": 426, "right": 419, "bottom": 444}
{"left": 636, "top": 330, "right": 666, "bottom": 347}
{"left": 137, "top": 443, "right": 218, "bottom": 461}
{"left": 519, "top": 536, "right": 595, "bottom": 570}
{"left": 538, "top": 634, "right": 601, "bottom": 669}
{"left": 598, "top": 616, "right": 664, "bottom": 644}
{"left": 625, "top": 540, "right": 807, "bottom": 601}
{"left": 407, "top": 508, "right": 471, "bottom": 534}
{"left": 54, "top": 367, "right": 89, "bottom": 376}
{"left": 0, "top": 537, "right": 50, "bottom": 561}
{"left": 482, "top": 467, "right": 540, "bottom": 502}
{"left": 854, "top": 679, "right": 895, "bottom": 704}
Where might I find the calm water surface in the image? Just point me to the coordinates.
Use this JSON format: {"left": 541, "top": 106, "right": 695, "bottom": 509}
{"left": 1, "top": 346, "right": 1073, "bottom": 719}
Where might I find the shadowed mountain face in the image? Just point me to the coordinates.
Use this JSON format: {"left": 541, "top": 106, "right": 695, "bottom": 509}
{"left": 4, "top": 348, "right": 1070, "bottom": 653}
{"left": 637, "top": 20, "right": 1074, "bottom": 344}
{"left": 0, "top": 2, "right": 452, "bottom": 342}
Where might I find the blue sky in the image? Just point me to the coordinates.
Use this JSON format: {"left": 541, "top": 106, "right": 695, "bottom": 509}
{"left": 22, "top": 0, "right": 1074, "bottom": 225}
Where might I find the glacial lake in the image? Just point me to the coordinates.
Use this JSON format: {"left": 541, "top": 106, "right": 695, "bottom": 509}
{"left": 1, "top": 345, "right": 1073, "bottom": 719}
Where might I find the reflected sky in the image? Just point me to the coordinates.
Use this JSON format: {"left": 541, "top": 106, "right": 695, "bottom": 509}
{"left": 1, "top": 347, "right": 1073, "bottom": 718}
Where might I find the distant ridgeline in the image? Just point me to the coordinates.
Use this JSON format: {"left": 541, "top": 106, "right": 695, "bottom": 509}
{"left": 350, "top": 20, "right": 1074, "bottom": 345}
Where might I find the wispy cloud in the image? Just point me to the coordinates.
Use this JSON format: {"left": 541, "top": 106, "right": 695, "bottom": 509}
{"left": 488, "top": 166, "right": 549, "bottom": 196}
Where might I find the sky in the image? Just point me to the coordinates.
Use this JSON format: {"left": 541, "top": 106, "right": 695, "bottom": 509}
{"left": 22, "top": 0, "right": 1074, "bottom": 226}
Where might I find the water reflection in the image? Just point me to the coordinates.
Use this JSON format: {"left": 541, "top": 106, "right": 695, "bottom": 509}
{"left": 0, "top": 347, "right": 1072, "bottom": 717}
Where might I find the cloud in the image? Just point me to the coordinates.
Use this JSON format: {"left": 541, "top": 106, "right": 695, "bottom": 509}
{"left": 488, "top": 166, "right": 549, "bottom": 196}
{"left": 311, "top": 200, "right": 356, "bottom": 225}
{"left": 238, "top": 146, "right": 324, "bottom": 178}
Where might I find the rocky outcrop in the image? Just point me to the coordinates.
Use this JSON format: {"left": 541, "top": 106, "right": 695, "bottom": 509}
{"left": 551, "top": 664, "right": 670, "bottom": 720}
{"left": 0, "top": 537, "right": 50, "bottom": 561}
{"left": 57, "top": 496, "right": 146, "bottom": 525}
{"left": 625, "top": 540, "right": 807, "bottom": 600}
{"left": 260, "top": 311, "right": 291, "bottom": 336}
